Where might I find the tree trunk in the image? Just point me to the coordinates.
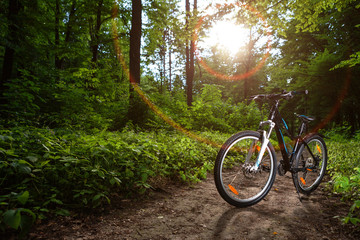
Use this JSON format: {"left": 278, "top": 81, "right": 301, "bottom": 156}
{"left": 91, "top": 0, "right": 104, "bottom": 63}
{"left": 53, "top": 0, "right": 77, "bottom": 71}
{"left": 1, "top": 0, "right": 22, "bottom": 102}
{"left": 159, "top": 30, "right": 167, "bottom": 93}
{"left": 129, "top": 0, "right": 142, "bottom": 85}
{"left": 187, "top": 0, "right": 197, "bottom": 106}
{"left": 162, "top": 30, "right": 166, "bottom": 92}
{"left": 185, "top": 0, "right": 192, "bottom": 106}
{"left": 65, "top": 1, "right": 77, "bottom": 43}
{"left": 55, "top": 0, "right": 61, "bottom": 69}
{"left": 128, "top": 0, "right": 145, "bottom": 124}
{"left": 169, "top": 48, "right": 172, "bottom": 91}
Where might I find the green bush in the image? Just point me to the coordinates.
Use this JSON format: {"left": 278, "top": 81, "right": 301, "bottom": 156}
{"left": 0, "top": 126, "right": 221, "bottom": 235}
{"left": 327, "top": 131, "right": 360, "bottom": 226}
{"left": 148, "top": 84, "right": 264, "bottom": 133}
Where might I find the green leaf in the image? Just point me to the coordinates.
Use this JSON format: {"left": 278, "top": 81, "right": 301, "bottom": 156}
{"left": 55, "top": 209, "right": 70, "bottom": 216}
{"left": 17, "top": 164, "right": 32, "bottom": 174}
{"left": 40, "top": 160, "right": 50, "bottom": 167}
{"left": 19, "top": 214, "right": 35, "bottom": 237}
{"left": 18, "top": 159, "right": 33, "bottom": 166}
{"left": 350, "top": 200, "right": 360, "bottom": 212}
{"left": 18, "top": 208, "right": 36, "bottom": 223}
{"left": 3, "top": 209, "right": 21, "bottom": 229}
{"left": 125, "top": 168, "right": 134, "bottom": 178}
{"left": 26, "top": 155, "right": 38, "bottom": 163}
{"left": 92, "top": 194, "right": 103, "bottom": 202}
{"left": 50, "top": 198, "right": 63, "bottom": 205}
{"left": 349, "top": 217, "right": 360, "bottom": 225}
{"left": 109, "top": 176, "right": 121, "bottom": 185}
{"left": 17, "top": 191, "right": 29, "bottom": 205}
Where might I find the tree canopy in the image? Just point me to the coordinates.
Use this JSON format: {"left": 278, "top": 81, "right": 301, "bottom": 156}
{"left": 0, "top": 0, "right": 359, "bottom": 132}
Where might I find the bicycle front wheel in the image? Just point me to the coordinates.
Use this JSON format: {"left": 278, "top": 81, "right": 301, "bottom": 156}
{"left": 214, "top": 131, "right": 277, "bottom": 207}
{"left": 292, "top": 134, "right": 327, "bottom": 195}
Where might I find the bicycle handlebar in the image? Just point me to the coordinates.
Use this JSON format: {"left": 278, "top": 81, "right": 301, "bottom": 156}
{"left": 292, "top": 90, "right": 309, "bottom": 96}
{"left": 250, "top": 90, "right": 308, "bottom": 101}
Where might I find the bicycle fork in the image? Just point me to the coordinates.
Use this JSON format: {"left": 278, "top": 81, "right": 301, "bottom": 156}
{"left": 247, "top": 120, "right": 275, "bottom": 172}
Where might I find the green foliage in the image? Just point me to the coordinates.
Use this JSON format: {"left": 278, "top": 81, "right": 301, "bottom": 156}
{"left": 327, "top": 129, "right": 360, "bottom": 225}
{"left": 343, "top": 200, "right": 360, "bottom": 225}
{"left": 0, "top": 126, "right": 222, "bottom": 235}
{"left": 3, "top": 69, "right": 41, "bottom": 119}
{"left": 290, "top": 0, "right": 359, "bottom": 32}
{"left": 331, "top": 51, "right": 360, "bottom": 70}
{"left": 267, "top": 1, "right": 360, "bottom": 131}
{"left": 227, "top": 101, "right": 264, "bottom": 131}
{"left": 188, "top": 85, "right": 233, "bottom": 132}
{"left": 149, "top": 84, "right": 264, "bottom": 133}
{"left": 0, "top": 191, "right": 36, "bottom": 237}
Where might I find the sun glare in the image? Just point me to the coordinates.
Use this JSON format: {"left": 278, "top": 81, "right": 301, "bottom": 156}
{"left": 202, "top": 20, "right": 250, "bottom": 55}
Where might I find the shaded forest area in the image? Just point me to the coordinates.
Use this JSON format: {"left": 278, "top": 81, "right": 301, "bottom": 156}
{"left": 1, "top": 0, "right": 360, "bottom": 237}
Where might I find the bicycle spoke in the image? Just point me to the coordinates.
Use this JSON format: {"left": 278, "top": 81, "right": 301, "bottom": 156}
{"left": 293, "top": 135, "right": 327, "bottom": 194}
{"left": 215, "top": 132, "right": 276, "bottom": 206}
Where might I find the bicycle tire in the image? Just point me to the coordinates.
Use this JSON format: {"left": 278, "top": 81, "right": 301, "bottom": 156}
{"left": 214, "top": 130, "right": 277, "bottom": 207}
{"left": 292, "top": 134, "right": 327, "bottom": 195}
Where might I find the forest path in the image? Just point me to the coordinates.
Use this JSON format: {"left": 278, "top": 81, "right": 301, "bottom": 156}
{"left": 30, "top": 173, "right": 359, "bottom": 240}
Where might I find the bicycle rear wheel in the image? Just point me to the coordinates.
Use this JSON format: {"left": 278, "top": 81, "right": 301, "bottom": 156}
{"left": 292, "top": 134, "right": 327, "bottom": 195}
{"left": 214, "top": 131, "right": 277, "bottom": 207}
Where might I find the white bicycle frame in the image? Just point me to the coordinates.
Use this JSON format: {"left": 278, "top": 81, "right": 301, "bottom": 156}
{"left": 247, "top": 120, "right": 275, "bottom": 172}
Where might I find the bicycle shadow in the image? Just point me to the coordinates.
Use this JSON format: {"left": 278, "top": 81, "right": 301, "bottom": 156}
{"left": 213, "top": 206, "right": 243, "bottom": 239}
{"left": 213, "top": 205, "right": 274, "bottom": 239}
{"left": 212, "top": 195, "right": 326, "bottom": 240}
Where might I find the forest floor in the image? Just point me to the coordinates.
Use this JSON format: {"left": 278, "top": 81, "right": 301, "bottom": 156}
{"left": 26, "top": 171, "right": 360, "bottom": 240}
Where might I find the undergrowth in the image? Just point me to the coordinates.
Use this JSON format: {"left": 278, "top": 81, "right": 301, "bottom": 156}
{"left": 0, "top": 126, "right": 225, "bottom": 237}
{"left": 326, "top": 127, "right": 360, "bottom": 226}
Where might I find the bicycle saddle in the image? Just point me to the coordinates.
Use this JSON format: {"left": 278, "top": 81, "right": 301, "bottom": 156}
{"left": 296, "top": 114, "right": 314, "bottom": 122}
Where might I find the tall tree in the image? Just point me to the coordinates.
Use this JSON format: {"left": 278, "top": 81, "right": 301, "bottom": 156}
{"left": 59, "top": 0, "right": 77, "bottom": 70}
{"left": 142, "top": 0, "right": 182, "bottom": 94}
{"left": 128, "top": 0, "right": 146, "bottom": 124}
{"left": 185, "top": 0, "right": 191, "bottom": 106}
{"left": 1, "top": 0, "right": 22, "bottom": 106}
{"left": 185, "top": 0, "right": 197, "bottom": 106}
{"left": 90, "top": 0, "right": 104, "bottom": 63}
{"left": 188, "top": 0, "right": 197, "bottom": 105}
{"left": 129, "top": 0, "right": 142, "bottom": 86}
{"left": 55, "top": 0, "right": 61, "bottom": 70}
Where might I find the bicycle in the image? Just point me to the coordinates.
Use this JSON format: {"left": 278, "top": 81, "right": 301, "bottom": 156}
{"left": 214, "top": 90, "right": 328, "bottom": 207}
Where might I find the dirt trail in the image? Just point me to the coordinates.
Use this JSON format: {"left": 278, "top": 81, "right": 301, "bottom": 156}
{"left": 29, "top": 173, "right": 359, "bottom": 240}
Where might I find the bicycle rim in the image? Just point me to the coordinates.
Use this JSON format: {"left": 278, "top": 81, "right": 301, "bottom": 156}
{"left": 295, "top": 137, "right": 326, "bottom": 192}
{"left": 216, "top": 132, "right": 276, "bottom": 207}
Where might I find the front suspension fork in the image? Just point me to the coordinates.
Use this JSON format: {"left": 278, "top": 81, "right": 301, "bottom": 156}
{"left": 248, "top": 120, "right": 275, "bottom": 172}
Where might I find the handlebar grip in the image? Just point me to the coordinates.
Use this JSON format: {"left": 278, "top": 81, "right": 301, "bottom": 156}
{"left": 250, "top": 94, "right": 267, "bottom": 100}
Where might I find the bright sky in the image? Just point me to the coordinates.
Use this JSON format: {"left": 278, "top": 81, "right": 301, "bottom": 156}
{"left": 200, "top": 19, "right": 250, "bottom": 55}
